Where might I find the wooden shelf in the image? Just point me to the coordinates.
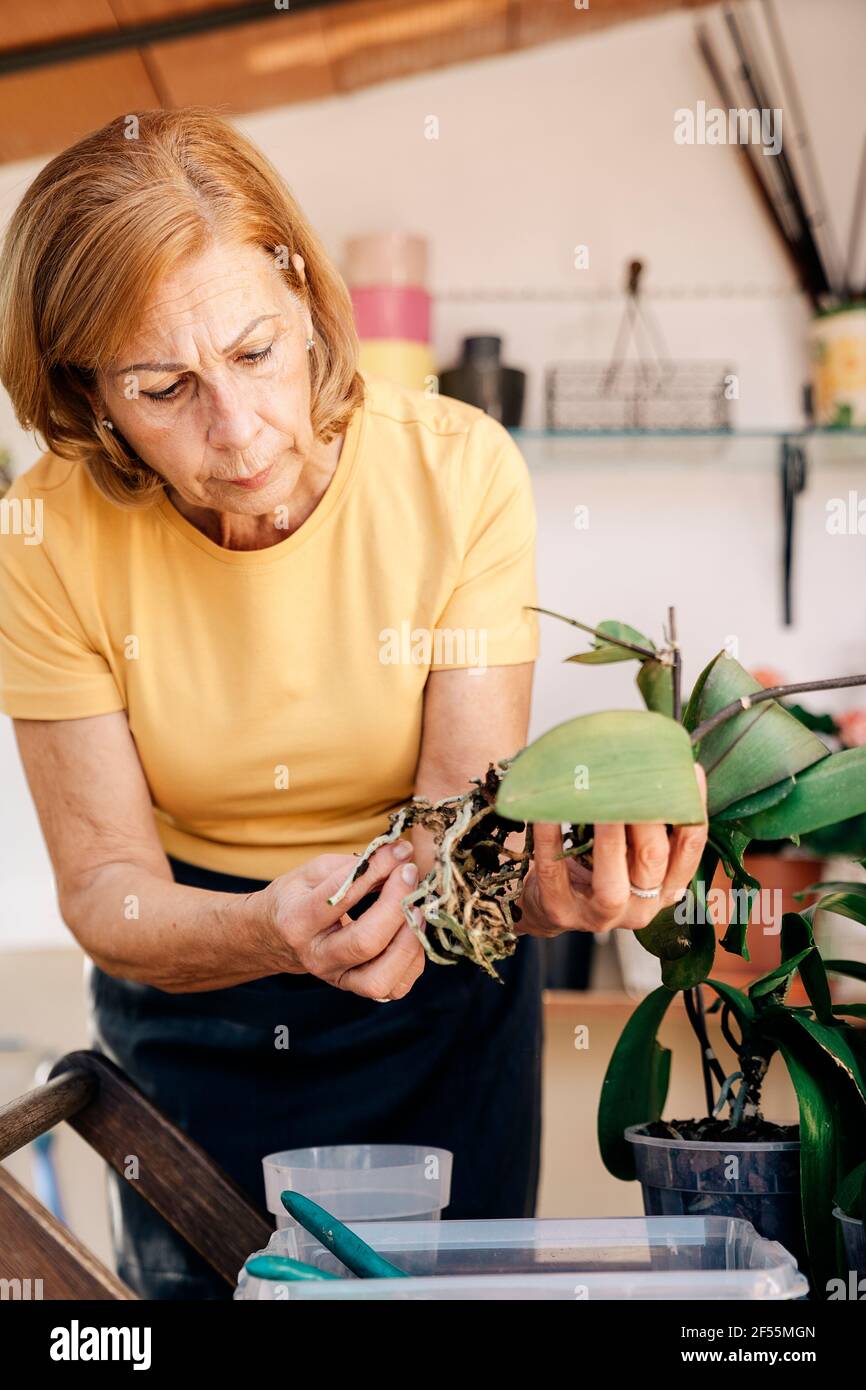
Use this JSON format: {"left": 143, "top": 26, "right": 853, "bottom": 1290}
{"left": 542, "top": 988, "right": 685, "bottom": 1015}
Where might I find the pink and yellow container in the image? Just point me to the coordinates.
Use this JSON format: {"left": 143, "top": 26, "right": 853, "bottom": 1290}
{"left": 345, "top": 232, "right": 436, "bottom": 392}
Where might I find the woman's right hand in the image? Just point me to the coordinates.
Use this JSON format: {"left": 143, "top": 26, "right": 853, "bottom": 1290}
{"left": 260, "top": 841, "right": 426, "bottom": 1001}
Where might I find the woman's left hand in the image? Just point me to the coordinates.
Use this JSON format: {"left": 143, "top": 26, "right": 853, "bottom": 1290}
{"left": 517, "top": 764, "right": 708, "bottom": 936}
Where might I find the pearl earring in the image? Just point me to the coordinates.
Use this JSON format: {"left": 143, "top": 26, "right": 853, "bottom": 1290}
{"left": 101, "top": 417, "right": 115, "bottom": 432}
{"left": 305, "top": 337, "right": 314, "bottom": 351}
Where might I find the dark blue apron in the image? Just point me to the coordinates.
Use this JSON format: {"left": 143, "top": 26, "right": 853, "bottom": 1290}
{"left": 90, "top": 855, "right": 544, "bottom": 1299}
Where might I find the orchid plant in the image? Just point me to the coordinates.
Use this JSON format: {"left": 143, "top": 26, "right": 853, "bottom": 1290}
{"left": 494, "top": 606, "right": 866, "bottom": 1293}
{"left": 330, "top": 603, "right": 866, "bottom": 1288}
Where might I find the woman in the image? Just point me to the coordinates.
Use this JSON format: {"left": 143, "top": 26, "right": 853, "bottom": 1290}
{"left": 0, "top": 109, "right": 707, "bottom": 1299}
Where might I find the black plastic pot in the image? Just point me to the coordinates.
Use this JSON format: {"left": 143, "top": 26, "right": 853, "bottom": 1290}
{"left": 833, "top": 1207, "right": 866, "bottom": 1280}
{"left": 625, "top": 1124, "right": 806, "bottom": 1273}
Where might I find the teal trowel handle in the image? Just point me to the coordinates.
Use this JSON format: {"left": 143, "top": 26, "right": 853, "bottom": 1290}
{"left": 280, "top": 1190, "right": 408, "bottom": 1278}
{"left": 245, "top": 1254, "right": 340, "bottom": 1282}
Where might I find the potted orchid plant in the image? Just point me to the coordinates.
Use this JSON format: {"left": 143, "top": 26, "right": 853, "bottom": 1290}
{"left": 495, "top": 607, "right": 866, "bottom": 1296}
{"left": 331, "top": 605, "right": 866, "bottom": 1294}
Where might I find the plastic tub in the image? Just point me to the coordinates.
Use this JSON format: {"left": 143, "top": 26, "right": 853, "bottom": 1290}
{"left": 234, "top": 1215, "right": 808, "bottom": 1300}
{"left": 625, "top": 1124, "right": 804, "bottom": 1272}
{"left": 833, "top": 1207, "right": 866, "bottom": 1279}
{"left": 262, "top": 1144, "right": 452, "bottom": 1232}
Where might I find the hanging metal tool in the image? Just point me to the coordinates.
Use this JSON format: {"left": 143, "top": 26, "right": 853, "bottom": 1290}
{"left": 780, "top": 437, "right": 807, "bottom": 627}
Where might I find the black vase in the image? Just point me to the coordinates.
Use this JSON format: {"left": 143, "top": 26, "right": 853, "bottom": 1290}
{"left": 439, "top": 336, "right": 526, "bottom": 427}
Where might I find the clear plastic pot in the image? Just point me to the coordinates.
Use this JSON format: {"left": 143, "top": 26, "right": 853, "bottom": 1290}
{"left": 625, "top": 1124, "right": 805, "bottom": 1274}
{"left": 833, "top": 1206, "right": 866, "bottom": 1280}
{"left": 262, "top": 1143, "right": 453, "bottom": 1235}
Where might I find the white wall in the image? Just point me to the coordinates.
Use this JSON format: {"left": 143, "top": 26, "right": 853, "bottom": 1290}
{"left": 525, "top": 435, "right": 866, "bottom": 742}
{"left": 2, "top": 1, "right": 865, "bottom": 948}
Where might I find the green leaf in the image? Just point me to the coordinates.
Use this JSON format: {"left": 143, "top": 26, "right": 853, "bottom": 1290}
{"left": 796, "top": 880, "right": 866, "bottom": 899}
{"left": 713, "top": 775, "right": 796, "bottom": 823}
{"left": 738, "top": 748, "right": 866, "bottom": 840}
{"left": 566, "top": 620, "right": 657, "bottom": 665}
{"left": 636, "top": 658, "right": 674, "bottom": 716}
{"left": 809, "top": 888, "right": 866, "bottom": 930}
{"left": 780, "top": 912, "right": 834, "bottom": 1025}
{"left": 770, "top": 1013, "right": 866, "bottom": 1287}
{"left": 697, "top": 843, "right": 721, "bottom": 889}
{"left": 709, "top": 827, "right": 756, "bottom": 882}
{"left": 824, "top": 959, "right": 866, "bottom": 984}
{"left": 682, "top": 650, "right": 719, "bottom": 732}
{"left": 633, "top": 853, "right": 719, "bottom": 988}
{"left": 836, "top": 1160, "right": 866, "bottom": 1220}
{"left": 598, "top": 986, "right": 675, "bottom": 1180}
{"left": 707, "top": 828, "right": 759, "bottom": 960}
{"left": 832, "top": 1004, "right": 866, "bottom": 1020}
{"left": 706, "top": 978, "right": 757, "bottom": 1031}
{"left": 496, "top": 710, "right": 705, "bottom": 825}
{"left": 634, "top": 903, "right": 692, "bottom": 961}
{"left": 687, "top": 654, "right": 829, "bottom": 816}
{"left": 635, "top": 873, "right": 717, "bottom": 989}
{"left": 748, "top": 946, "right": 814, "bottom": 1001}
{"left": 661, "top": 918, "right": 716, "bottom": 990}
{"left": 787, "top": 1014, "right": 866, "bottom": 1107}
{"left": 567, "top": 648, "right": 635, "bottom": 665}
{"left": 761, "top": 1008, "right": 864, "bottom": 1291}
{"left": 801, "top": 814, "right": 866, "bottom": 859}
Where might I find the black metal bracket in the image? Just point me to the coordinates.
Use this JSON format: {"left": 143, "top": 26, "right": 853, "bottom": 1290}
{"left": 780, "top": 436, "right": 808, "bottom": 626}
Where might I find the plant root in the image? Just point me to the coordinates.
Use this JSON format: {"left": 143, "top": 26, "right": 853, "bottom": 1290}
{"left": 328, "top": 763, "right": 537, "bottom": 981}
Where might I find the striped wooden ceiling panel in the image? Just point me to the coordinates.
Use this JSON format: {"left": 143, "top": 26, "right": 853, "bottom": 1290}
{"left": 0, "top": 0, "right": 717, "bottom": 163}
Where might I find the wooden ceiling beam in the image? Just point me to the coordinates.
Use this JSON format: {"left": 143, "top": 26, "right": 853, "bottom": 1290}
{"left": 0, "top": 51, "right": 160, "bottom": 162}
{"left": 0, "top": 0, "right": 720, "bottom": 163}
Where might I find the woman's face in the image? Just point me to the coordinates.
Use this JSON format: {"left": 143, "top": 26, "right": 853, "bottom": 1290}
{"left": 97, "top": 239, "right": 320, "bottom": 514}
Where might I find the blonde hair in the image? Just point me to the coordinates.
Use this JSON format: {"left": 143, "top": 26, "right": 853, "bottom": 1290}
{"left": 0, "top": 107, "right": 364, "bottom": 507}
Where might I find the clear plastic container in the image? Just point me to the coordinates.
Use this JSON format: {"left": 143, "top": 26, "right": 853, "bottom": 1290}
{"left": 261, "top": 1144, "right": 453, "bottom": 1232}
{"left": 833, "top": 1206, "right": 866, "bottom": 1279}
{"left": 234, "top": 1215, "right": 809, "bottom": 1300}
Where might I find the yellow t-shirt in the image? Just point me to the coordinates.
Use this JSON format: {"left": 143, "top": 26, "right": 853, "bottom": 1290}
{"left": 0, "top": 372, "right": 538, "bottom": 879}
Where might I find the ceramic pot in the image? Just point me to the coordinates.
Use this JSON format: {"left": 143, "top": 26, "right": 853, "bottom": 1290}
{"left": 709, "top": 854, "right": 826, "bottom": 1003}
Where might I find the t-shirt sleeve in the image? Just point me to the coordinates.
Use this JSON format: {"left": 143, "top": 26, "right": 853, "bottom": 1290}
{"left": 0, "top": 487, "right": 124, "bottom": 719}
{"left": 430, "top": 414, "right": 540, "bottom": 670}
